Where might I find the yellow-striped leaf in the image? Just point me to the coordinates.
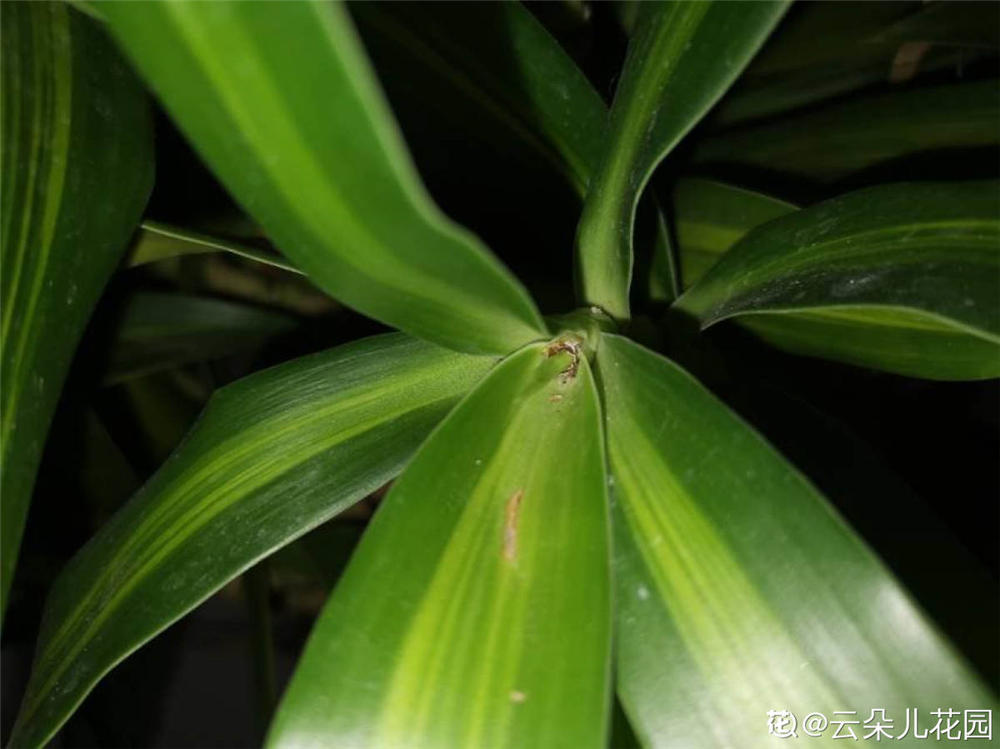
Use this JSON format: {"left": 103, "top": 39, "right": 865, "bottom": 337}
{"left": 10, "top": 334, "right": 493, "bottom": 748}
{"left": 0, "top": 2, "right": 153, "bottom": 616}
{"left": 269, "top": 340, "right": 611, "bottom": 749}
{"left": 576, "top": 1, "right": 788, "bottom": 319}
{"left": 597, "top": 334, "right": 994, "bottom": 747}
{"left": 100, "top": 0, "right": 545, "bottom": 355}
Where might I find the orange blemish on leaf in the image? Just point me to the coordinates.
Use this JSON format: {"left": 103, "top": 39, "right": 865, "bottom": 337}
{"left": 503, "top": 489, "right": 525, "bottom": 563}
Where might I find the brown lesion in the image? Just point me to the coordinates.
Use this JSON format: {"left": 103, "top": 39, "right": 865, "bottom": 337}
{"left": 543, "top": 337, "right": 582, "bottom": 383}
{"left": 503, "top": 489, "right": 525, "bottom": 563}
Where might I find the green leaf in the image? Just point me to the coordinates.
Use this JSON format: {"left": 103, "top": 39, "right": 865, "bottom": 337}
{"left": 575, "top": 0, "right": 788, "bottom": 319}
{"left": 676, "top": 181, "right": 1000, "bottom": 380}
{"left": 696, "top": 80, "right": 1000, "bottom": 182}
{"left": 9, "top": 334, "right": 493, "bottom": 748}
{"left": 673, "top": 178, "right": 796, "bottom": 288}
{"left": 350, "top": 1, "right": 608, "bottom": 198}
{"left": 714, "top": 1, "right": 998, "bottom": 126}
{"left": 106, "top": 291, "right": 298, "bottom": 384}
{"left": 352, "top": 2, "right": 683, "bottom": 302}
{"left": 100, "top": 0, "right": 545, "bottom": 355}
{"left": 0, "top": 3, "right": 153, "bottom": 617}
{"left": 128, "top": 221, "right": 301, "bottom": 274}
{"left": 268, "top": 340, "right": 611, "bottom": 749}
{"left": 596, "top": 334, "right": 995, "bottom": 747}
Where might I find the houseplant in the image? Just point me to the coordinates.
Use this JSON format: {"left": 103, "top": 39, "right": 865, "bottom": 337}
{"left": 3, "top": 1, "right": 997, "bottom": 746}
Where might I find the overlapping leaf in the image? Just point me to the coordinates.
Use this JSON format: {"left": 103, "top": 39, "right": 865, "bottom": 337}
{"left": 576, "top": 1, "right": 788, "bottom": 318}
{"left": 0, "top": 3, "right": 153, "bottom": 616}
{"left": 128, "top": 221, "right": 300, "bottom": 274}
{"left": 697, "top": 80, "right": 1000, "bottom": 182}
{"left": 101, "top": 0, "right": 545, "bottom": 355}
{"left": 672, "top": 178, "right": 796, "bottom": 288}
{"left": 715, "top": 1, "right": 999, "bottom": 125}
{"left": 269, "top": 341, "right": 611, "bottom": 749}
{"left": 596, "top": 335, "right": 994, "bottom": 747}
{"left": 676, "top": 181, "right": 1000, "bottom": 379}
{"left": 10, "top": 334, "right": 493, "bottom": 748}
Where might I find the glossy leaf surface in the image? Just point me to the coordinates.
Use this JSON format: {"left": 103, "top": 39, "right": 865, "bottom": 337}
{"left": 677, "top": 181, "right": 1000, "bottom": 379}
{"left": 576, "top": 0, "right": 787, "bottom": 318}
{"left": 101, "top": 0, "right": 545, "bottom": 355}
{"left": 0, "top": 3, "right": 153, "bottom": 615}
{"left": 697, "top": 80, "right": 1000, "bottom": 182}
{"left": 10, "top": 334, "right": 493, "bottom": 748}
{"left": 597, "top": 334, "right": 994, "bottom": 747}
{"left": 269, "top": 342, "right": 611, "bottom": 749}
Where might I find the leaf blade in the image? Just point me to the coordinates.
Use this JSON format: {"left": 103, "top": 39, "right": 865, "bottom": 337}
{"left": 10, "top": 334, "right": 493, "bottom": 748}
{"left": 106, "top": 291, "right": 298, "bottom": 384}
{"left": 100, "top": 0, "right": 545, "bottom": 355}
{"left": 268, "top": 341, "right": 611, "bottom": 749}
{"left": 597, "top": 334, "right": 994, "bottom": 747}
{"left": 0, "top": 2, "right": 153, "bottom": 616}
{"left": 576, "top": 0, "right": 788, "bottom": 318}
{"left": 675, "top": 181, "right": 1000, "bottom": 379}
{"left": 696, "top": 80, "right": 1000, "bottom": 182}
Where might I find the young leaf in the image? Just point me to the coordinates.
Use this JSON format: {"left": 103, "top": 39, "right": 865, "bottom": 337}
{"left": 676, "top": 181, "right": 1000, "bottom": 380}
{"left": 0, "top": 3, "right": 153, "bottom": 617}
{"left": 576, "top": 1, "right": 788, "bottom": 319}
{"left": 100, "top": 1, "right": 545, "bottom": 355}
{"left": 596, "top": 335, "right": 994, "bottom": 747}
{"left": 9, "top": 334, "right": 493, "bottom": 748}
{"left": 268, "top": 341, "right": 611, "bottom": 749}
{"left": 696, "top": 80, "right": 1000, "bottom": 182}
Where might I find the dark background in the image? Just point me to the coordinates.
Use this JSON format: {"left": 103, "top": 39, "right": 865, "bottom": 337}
{"left": 3, "top": 2, "right": 998, "bottom": 746}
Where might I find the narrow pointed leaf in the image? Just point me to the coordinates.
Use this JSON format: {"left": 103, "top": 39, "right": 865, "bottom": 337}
{"left": 106, "top": 291, "right": 297, "bottom": 384}
{"left": 677, "top": 181, "right": 1000, "bottom": 380}
{"left": 697, "top": 80, "right": 1000, "bottom": 182}
{"left": 269, "top": 341, "right": 611, "bottom": 749}
{"left": 10, "top": 334, "right": 493, "bottom": 748}
{"left": 100, "top": 0, "right": 545, "bottom": 355}
{"left": 576, "top": 0, "right": 788, "bottom": 318}
{"left": 0, "top": 3, "right": 153, "bottom": 616}
{"left": 597, "top": 334, "right": 994, "bottom": 747}
{"left": 128, "top": 221, "right": 301, "bottom": 274}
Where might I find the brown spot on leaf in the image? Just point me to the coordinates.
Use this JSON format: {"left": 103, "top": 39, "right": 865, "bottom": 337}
{"left": 503, "top": 489, "right": 524, "bottom": 563}
{"left": 543, "top": 338, "right": 581, "bottom": 382}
